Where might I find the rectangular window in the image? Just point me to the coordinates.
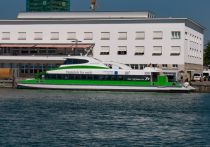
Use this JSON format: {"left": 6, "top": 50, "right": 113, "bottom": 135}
{"left": 18, "top": 32, "right": 26, "bottom": 40}
{"left": 118, "top": 32, "right": 127, "bottom": 40}
{"left": 39, "top": 49, "right": 47, "bottom": 54}
{"left": 162, "top": 64, "right": 168, "bottom": 68}
{"left": 67, "top": 32, "right": 76, "bottom": 40}
{"left": 153, "top": 31, "right": 163, "bottom": 39}
{"left": 171, "top": 46, "right": 181, "bottom": 56}
{"left": 135, "top": 46, "right": 144, "bottom": 55}
{"left": 62, "top": 2, "right": 66, "bottom": 6}
{"left": 43, "top": 0, "right": 47, "bottom": 5}
{"left": 51, "top": 32, "right": 59, "bottom": 40}
{"left": 84, "top": 32, "right": 93, "bottom": 40}
{"left": 118, "top": 46, "right": 127, "bottom": 55}
{"left": 130, "top": 64, "right": 139, "bottom": 69}
{"left": 100, "top": 46, "right": 110, "bottom": 55}
{"left": 172, "top": 64, "right": 178, "bottom": 68}
{"left": 172, "top": 31, "right": 181, "bottom": 39}
{"left": 34, "top": 32, "right": 43, "bottom": 40}
{"left": 48, "top": 49, "right": 56, "bottom": 54}
{"left": 2, "top": 32, "right": 10, "bottom": 40}
{"left": 139, "top": 64, "right": 147, "bottom": 70}
{"left": 152, "top": 64, "right": 158, "bottom": 67}
{"left": 101, "top": 32, "right": 110, "bottom": 40}
{"left": 153, "top": 46, "right": 162, "bottom": 55}
{"left": 136, "top": 32, "right": 145, "bottom": 40}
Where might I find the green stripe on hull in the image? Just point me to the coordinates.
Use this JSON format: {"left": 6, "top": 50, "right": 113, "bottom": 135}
{"left": 20, "top": 79, "right": 181, "bottom": 87}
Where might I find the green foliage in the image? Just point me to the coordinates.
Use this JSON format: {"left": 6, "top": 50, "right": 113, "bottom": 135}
{"left": 204, "top": 41, "right": 210, "bottom": 66}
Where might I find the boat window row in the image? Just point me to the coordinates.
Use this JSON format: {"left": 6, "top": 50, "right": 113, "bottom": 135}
{"left": 64, "top": 59, "right": 89, "bottom": 65}
{"left": 44, "top": 74, "right": 151, "bottom": 81}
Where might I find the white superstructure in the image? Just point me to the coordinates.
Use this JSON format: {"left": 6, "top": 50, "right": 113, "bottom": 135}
{"left": 0, "top": 11, "right": 205, "bottom": 80}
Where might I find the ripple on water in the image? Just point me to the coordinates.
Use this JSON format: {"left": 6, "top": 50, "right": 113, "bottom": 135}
{"left": 0, "top": 89, "right": 209, "bottom": 146}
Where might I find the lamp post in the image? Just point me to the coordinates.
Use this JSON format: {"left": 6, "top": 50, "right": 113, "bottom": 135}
{"left": 72, "top": 39, "right": 82, "bottom": 56}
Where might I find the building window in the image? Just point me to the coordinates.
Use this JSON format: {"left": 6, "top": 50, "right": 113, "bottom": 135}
{"left": 153, "top": 46, "right": 162, "bottom": 55}
{"left": 153, "top": 31, "right": 163, "bottom": 39}
{"left": 62, "top": 2, "right": 66, "bottom": 6}
{"left": 172, "top": 64, "right": 178, "bottom": 68}
{"left": 51, "top": 32, "right": 59, "bottom": 40}
{"left": 100, "top": 46, "right": 110, "bottom": 55}
{"left": 18, "top": 32, "right": 26, "bottom": 40}
{"left": 34, "top": 32, "right": 43, "bottom": 40}
{"left": 118, "top": 46, "right": 127, "bottom": 55}
{"left": 136, "top": 32, "right": 145, "bottom": 40}
{"left": 172, "top": 31, "right": 181, "bottom": 39}
{"left": 139, "top": 64, "right": 147, "bottom": 70}
{"left": 152, "top": 64, "right": 158, "bottom": 68}
{"left": 101, "top": 32, "right": 110, "bottom": 40}
{"left": 135, "top": 46, "right": 144, "bottom": 55}
{"left": 171, "top": 46, "right": 181, "bottom": 56}
{"left": 2, "top": 32, "right": 10, "bottom": 40}
{"left": 162, "top": 64, "right": 168, "bottom": 68}
{"left": 43, "top": 1, "right": 47, "bottom": 5}
{"left": 67, "top": 32, "right": 76, "bottom": 40}
{"left": 130, "top": 64, "right": 139, "bottom": 69}
{"left": 48, "top": 49, "right": 56, "bottom": 54}
{"left": 84, "top": 32, "right": 93, "bottom": 40}
{"left": 118, "top": 32, "right": 127, "bottom": 40}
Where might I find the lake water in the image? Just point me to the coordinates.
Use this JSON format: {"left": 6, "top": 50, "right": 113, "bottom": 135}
{"left": 0, "top": 89, "right": 210, "bottom": 146}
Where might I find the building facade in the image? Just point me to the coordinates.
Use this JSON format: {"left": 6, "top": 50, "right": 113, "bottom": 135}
{"left": 26, "top": 0, "right": 70, "bottom": 12}
{"left": 0, "top": 12, "right": 205, "bottom": 80}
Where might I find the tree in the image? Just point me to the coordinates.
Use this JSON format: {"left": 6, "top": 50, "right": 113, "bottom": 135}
{"left": 204, "top": 41, "right": 210, "bottom": 66}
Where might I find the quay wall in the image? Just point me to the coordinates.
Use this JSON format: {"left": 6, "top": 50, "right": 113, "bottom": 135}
{"left": 191, "top": 81, "right": 210, "bottom": 93}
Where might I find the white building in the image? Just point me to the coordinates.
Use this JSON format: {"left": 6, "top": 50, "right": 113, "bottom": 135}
{"left": 0, "top": 12, "right": 205, "bottom": 80}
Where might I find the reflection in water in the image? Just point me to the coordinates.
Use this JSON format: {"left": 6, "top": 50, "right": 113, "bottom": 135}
{"left": 0, "top": 89, "right": 209, "bottom": 146}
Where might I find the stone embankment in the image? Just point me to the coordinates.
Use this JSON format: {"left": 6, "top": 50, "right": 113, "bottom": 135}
{"left": 0, "top": 80, "right": 14, "bottom": 88}
{"left": 191, "top": 81, "right": 210, "bottom": 93}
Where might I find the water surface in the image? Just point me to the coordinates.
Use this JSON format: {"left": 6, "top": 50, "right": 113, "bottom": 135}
{"left": 0, "top": 89, "right": 209, "bottom": 146}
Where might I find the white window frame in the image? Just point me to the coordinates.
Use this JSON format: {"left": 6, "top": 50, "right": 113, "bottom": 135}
{"left": 118, "top": 32, "right": 127, "bottom": 40}
{"left": 67, "top": 32, "right": 76, "bottom": 40}
{"left": 134, "top": 46, "right": 144, "bottom": 55}
{"left": 153, "top": 46, "right": 162, "bottom": 55}
{"left": 172, "top": 31, "right": 181, "bottom": 39}
{"left": 153, "top": 31, "right": 163, "bottom": 39}
{"left": 100, "top": 46, "right": 110, "bottom": 55}
{"left": 18, "top": 32, "right": 26, "bottom": 40}
{"left": 118, "top": 46, "right": 127, "bottom": 55}
{"left": 101, "top": 32, "right": 110, "bottom": 40}
{"left": 171, "top": 46, "right": 181, "bottom": 56}
{"left": 34, "top": 32, "right": 43, "bottom": 40}
{"left": 136, "top": 32, "right": 145, "bottom": 40}
{"left": 2, "top": 32, "right": 10, "bottom": 40}
{"left": 84, "top": 32, "right": 93, "bottom": 40}
{"left": 51, "top": 32, "right": 59, "bottom": 40}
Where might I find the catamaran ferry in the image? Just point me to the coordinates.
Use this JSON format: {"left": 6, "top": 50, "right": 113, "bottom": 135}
{"left": 17, "top": 57, "right": 195, "bottom": 92}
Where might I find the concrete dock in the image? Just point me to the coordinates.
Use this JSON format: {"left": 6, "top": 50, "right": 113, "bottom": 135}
{"left": 0, "top": 80, "right": 14, "bottom": 88}
{"left": 191, "top": 81, "right": 210, "bottom": 93}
